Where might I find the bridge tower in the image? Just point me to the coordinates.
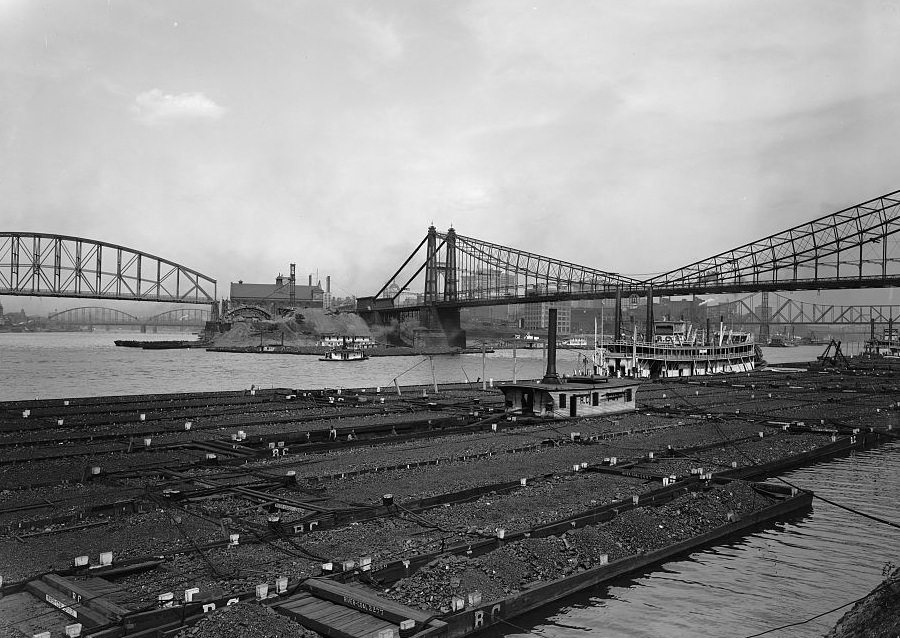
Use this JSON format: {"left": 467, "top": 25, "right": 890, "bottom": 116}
{"left": 420, "top": 226, "right": 465, "bottom": 348}
{"left": 444, "top": 227, "right": 458, "bottom": 302}
{"left": 424, "top": 226, "right": 439, "bottom": 304}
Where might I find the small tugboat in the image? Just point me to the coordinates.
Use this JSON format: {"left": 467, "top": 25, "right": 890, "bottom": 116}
{"left": 767, "top": 332, "right": 801, "bottom": 347}
{"left": 864, "top": 328, "right": 899, "bottom": 357}
{"left": 320, "top": 339, "right": 369, "bottom": 362}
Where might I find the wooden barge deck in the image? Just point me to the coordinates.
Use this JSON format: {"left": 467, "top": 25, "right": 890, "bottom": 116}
{"left": 1, "top": 365, "right": 897, "bottom": 637}
{"left": 270, "top": 481, "right": 811, "bottom": 637}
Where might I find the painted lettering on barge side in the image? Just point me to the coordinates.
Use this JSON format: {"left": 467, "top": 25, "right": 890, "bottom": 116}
{"left": 473, "top": 603, "right": 503, "bottom": 627}
{"left": 45, "top": 593, "right": 78, "bottom": 618}
{"left": 342, "top": 595, "right": 386, "bottom": 616}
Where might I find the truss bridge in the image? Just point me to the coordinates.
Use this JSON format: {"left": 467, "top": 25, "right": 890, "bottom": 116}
{"left": 0, "top": 233, "right": 216, "bottom": 307}
{"left": 714, "top": 292, "right": 899, "bottom": 327}
{"left": 46, "top": 307, "right": 211, "bottom": 329}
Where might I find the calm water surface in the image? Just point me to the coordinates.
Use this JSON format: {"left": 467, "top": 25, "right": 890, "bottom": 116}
{"left": 0, "top": 331, "right": 583, "bottom": 401}
{"left": 0, "top": 332, "right": 837, "bottom": 401}
{"left": 485, "top": 443, "right": 900, "bottom": 638}
{"left": 1, "top": 333, "right": 894, "bottom": 638}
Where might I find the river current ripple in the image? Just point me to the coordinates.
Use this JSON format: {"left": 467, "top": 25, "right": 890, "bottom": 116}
{"left": 478, "top": 442, "right": 900, "bottom": 638}
{"left": 1, "top": 333, "right": 896, "bottom": 637}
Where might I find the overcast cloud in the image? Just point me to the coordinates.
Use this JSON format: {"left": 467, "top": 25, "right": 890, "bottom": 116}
{"left": 2, "top": 0, "right": 899, "bottom": 307}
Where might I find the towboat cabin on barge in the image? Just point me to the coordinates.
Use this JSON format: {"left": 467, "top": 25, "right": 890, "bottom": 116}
{"left": 499, "top": 307, "right": 641, "bottom": 418}
{"left": 498, "top": 377, "right": 640, "bottom": 418}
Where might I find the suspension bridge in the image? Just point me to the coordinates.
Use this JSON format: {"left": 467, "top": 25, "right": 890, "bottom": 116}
{"left": 358, "top": 188, "right": 900, "bottom": 346}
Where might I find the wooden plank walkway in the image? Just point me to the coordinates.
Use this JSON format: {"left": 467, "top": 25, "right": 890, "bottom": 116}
{"left": 43, "top": 574, "right": 133, "bottom": 618}
{"left": 274, "top": 579, "right": 447, "bottom": 637}
{"left": 25, "top": 579, "right": 111, "bottom": 628}
{"left": 277, "top": 591, "right": 398, "bottom": 638}
{"left": 305, "top": 578, "right": 434, "bottom": 625}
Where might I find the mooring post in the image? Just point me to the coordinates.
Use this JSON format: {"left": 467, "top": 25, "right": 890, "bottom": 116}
{"left": 430, "top": 356, "right": 438, "bottom": 394}
{"left": 481, "top": 342, "right": 486, "bottom": 391}
{"left": 614, "top": 286, "right": 622, "bottom": 341}
{"left": 512, "top": 343, "right": 517, "bottom": 383}
{"left": 542, "top": 308, "right": 560, "bottom": 384}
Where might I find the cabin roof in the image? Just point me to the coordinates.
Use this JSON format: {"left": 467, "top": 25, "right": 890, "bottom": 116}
{"left": 230, "top": 282, "right": 322, "bottom": 300}
{"left": 498, "top": 378, "right": 640, "bottom": 393}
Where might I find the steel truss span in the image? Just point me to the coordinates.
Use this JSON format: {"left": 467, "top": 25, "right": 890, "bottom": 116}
{"left": 48, "top": 307, "right": 139, "bottom": 325}
{"left": 47, "top": 307, "right": 211, "bottom": 326}
{"left": 648, "top": 188, "right": 900, "bottom": 295}
{"left": 717, "top": 292, "right": 900, "bottom": 326}
{"left": 0, "top": 233, "right": 216, "bottom": 304}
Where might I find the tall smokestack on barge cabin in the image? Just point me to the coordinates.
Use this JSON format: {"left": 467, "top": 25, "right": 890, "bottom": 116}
{"left": 542, "top": 308, "right": 560, "bottom": 384}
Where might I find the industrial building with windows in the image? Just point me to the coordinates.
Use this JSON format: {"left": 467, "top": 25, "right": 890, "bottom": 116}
{"left": 228, "top": 272, "right": 332, "bottom": 316}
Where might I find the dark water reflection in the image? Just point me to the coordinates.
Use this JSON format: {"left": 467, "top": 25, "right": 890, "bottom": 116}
{"left": 482, "top": 442, "right": 900, "bottom": 638}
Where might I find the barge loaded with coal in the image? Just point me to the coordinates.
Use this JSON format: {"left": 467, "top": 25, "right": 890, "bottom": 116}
{"left": 0, "top": 317, "right": 897, "bottom": 637}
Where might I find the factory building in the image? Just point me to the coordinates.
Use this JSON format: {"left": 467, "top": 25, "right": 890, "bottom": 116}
{"left": 228, "top": 273, "right": 331, "bottom": 316}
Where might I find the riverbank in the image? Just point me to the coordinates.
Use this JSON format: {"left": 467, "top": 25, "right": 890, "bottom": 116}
{"left": 826, "top": 566, "right": 900, "bottom": 638}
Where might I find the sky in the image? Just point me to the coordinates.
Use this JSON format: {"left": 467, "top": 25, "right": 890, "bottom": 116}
{"left": 3, "top": 0, "right": 900, "bottom": 312}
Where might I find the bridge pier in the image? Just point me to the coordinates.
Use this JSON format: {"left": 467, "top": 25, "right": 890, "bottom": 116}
{"left": 418, "top": 306, "right": 466, "bottom": 349}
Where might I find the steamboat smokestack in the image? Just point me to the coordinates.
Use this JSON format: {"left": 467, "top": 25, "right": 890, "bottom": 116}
{"left": 542, "top": 308, "right": 560, "bottom": 384}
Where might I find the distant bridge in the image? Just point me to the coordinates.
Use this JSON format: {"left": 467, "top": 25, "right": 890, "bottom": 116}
{"left": 713, "top": 292, "right": 898, "bottom": 327}
{"left": 0, "top": 233, "right": 216, "bottom": 306}
{"left": 359, "top": 188, "right": 900, "bottom": 346}
{"left": 46, "top": 306, "right": 210, "bottom": 327}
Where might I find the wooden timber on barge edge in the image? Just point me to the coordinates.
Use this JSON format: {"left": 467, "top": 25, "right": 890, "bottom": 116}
{"left": 0, "top": 429, "right": 889, "bottom": 637}
{"left": 0, "top": 480, "right": 812, "bottom": 638}
{"left": 273, "top": 481, "right": 812, "bottom": 638}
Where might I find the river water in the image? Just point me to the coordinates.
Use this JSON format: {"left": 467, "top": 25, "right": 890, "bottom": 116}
{"left": 1, "top": 332, "right": 895, "bottom": 637}
{"left": 0, "top": 331, "right": 592, "bottom": 401}
{"left": 484, "top": 442, "right": 900, "bottom": 638}
{"left": 0, "top": 332, "right": 843, "bottom": 401}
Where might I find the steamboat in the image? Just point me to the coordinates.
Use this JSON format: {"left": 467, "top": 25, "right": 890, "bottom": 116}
{"left": 864, "top": 328, "right": 899, "bottom": 357}
{"left": 601, "top": 320, "right": 761, "bottom": 378}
